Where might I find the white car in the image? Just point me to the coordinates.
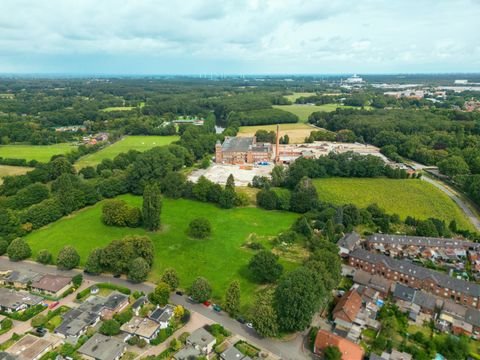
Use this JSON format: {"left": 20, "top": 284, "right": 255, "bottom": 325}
{"left": 246, "top": 322, "right": 253, "bottom": 329}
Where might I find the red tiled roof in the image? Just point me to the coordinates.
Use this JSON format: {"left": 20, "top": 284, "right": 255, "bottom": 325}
{"left": 314, "top": 330, "right": 364, "bottom": 360}
{"left": 333, "top": 290, "right": 362, "bottom": 323}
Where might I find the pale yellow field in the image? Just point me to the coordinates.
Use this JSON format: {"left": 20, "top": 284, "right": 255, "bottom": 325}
{"left": 0, "top": 165, "right": 32, "bottom": 184}
{"left": 238, "top": 123, "right": 315, "bottom": 143}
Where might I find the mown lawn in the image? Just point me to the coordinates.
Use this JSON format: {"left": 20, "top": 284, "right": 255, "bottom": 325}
{"left": 0, "top": 165, "right": 32, "bottom": 184}
{"left": 313, "top": 178, "right": 474, "bottom": 231}
{"left": 0, "top": 143, "right": 76, "bottom": 162}
{"left": 25, "top": 195, "right": 298, "bottom": 308}
{"left": 274, "top": 104, "right": 371, "bottom": 122}
{"left": 75, "top": 135, "right": 179, "bottom": 169}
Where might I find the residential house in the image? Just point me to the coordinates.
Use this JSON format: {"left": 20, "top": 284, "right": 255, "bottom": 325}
{"left": 0, "top": 270, "right": 42, "bottom": 289}
{"left": 0, "top": 288, "right": 43, "bottom": 313}
{"left": 186, "top": 328, "right": 216, "bottom": 355}
{"left": 313, "top": 329, "right": 364, "bottom": 360}
{"left": 221, "top": 345, "right": 252, "bottom": 360}
{"left": 338, "top": 232, "right": 361, "bottom": 256}
{"left": 101, "top": 292, "right": 129, "bottom": 319}
{"left": 120, "top": 316, "right": 161, "bottom": 343}
{"left": 333, "top": 290, "right": 362, "bottom": 331}
{"left": 349, "top": 249, "right": 480, "bottom": 308}
{"left": 465, "top": 308, "right": 480, "bottom": 339}
{"left": 452, "top": 318, "right": 473, "bottom": 336}
{"left": 174, "top": 346, "right": 202, "bottom": 360}
{"left": 78, "top": 333, "right": 126, "bottom": 360}
{"left": 31, "top": 274, "right": 72, "bottom": 298}
{"left": 131, "top": 296, "right": 147, "bottom": 316}
{"left": 149, "top": 304, "right": 174, "bottom": 329}
{"left": 6, "top": 334, "right": 60, "bottom": 360}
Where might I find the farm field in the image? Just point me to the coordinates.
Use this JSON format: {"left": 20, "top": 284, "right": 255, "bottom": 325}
{"left": 25, "top": 195, "right": 299, "bottom": 308}
{"left": 100, "top": 106, "right": 135, "bottom": 112}
{"left": 0, "top": 165, "right": 32, "bottom": 184}
{"left": 274, "top": 104, "right": 370, "bottom": 122}
{"left": 238, "top": 123, "right": 315, "bottom": 143}
{"left": 0, "top": 143, "right": 76, "bottom": 162}
{"left": 313, "top": 178, "right": 474, "bottom": 231}
{"left": 75, "top": 135, "right": 179, "bottom": 169}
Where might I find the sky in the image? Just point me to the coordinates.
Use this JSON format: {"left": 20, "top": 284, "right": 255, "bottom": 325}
{"left": 0, "top": 0, "right": 479, "bottom": 75}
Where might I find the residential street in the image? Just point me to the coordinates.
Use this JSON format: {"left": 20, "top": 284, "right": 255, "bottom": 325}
{"left": 0, "top": 257, "right": 312, "bottom": 360}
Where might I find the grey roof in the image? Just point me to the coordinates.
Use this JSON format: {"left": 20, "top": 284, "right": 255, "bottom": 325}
{"left": 132, "top": 296, "right": 147, "bottom": 309}
{"left": 174, "top": 346, "right": 202, "bottom": 360}
{"left": 104, "top": 292, "right": 128, "bottom": 310}
{"left": 393, "top": 284, "right": 415, "bottom": 302}
{"left": 353, "top": 270, "right": 392, "bottom": 293}
{"left": 338, "top": 232, "right": 361, "bottom": 250}
{"left": 78, "top": 334, "right": 125, "bottom": 360}
{"left": 0, "top": 288, "right": 43, "bottom": 310}
{"left": 465, "top": 308, "right": 480, "bottom": 327}
{"left": 412, "top": 291, "right": 439, "bottom": 311}
{"left": 369, "top": 355, "right": 386, "bottom": 360}
{"left": 350, "top": 249, "right": 480, "bottom": 297}
{"left": 442, "top": 299, "right": 467, "bottom": 318}
{"left": 149, "top": 305, "right": 174, "bottom": 323}
{"left": 4, "top": 270, "right": 42, "bottom": 285}
{"left": 187, "top": 327, "right": 215, "bottom": 348}
{"left": 221, "top": 346, "right": 246, "bottom": 360}
{"left": 367, "top": 233, "right": 480, "bottom": 250}
{"left": 221, "top": 137, "right": 271, "bottom": 153}
{"left": 0, "top": 352, "right": 16, "bottom": 360}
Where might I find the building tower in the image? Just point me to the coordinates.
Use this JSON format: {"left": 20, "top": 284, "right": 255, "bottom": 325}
{"left": 215, "top": 140, "right": 222, "bottom": 163}
{"left": 275, "top": 124, "right": 280, "bottom": 164}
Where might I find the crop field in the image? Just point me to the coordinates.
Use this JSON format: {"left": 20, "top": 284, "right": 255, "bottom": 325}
{"left": 284, "top": 92, "right": 316, "bottom": 102}
{"left": 313, "top": 178, "right": 474, "bottom": 231}
{"left": 238, "top": 123, "right": 315, "bottom": 143}
{"left": 0, "top": 143, "right": 76, "bottom": 162}
{"left": 100, "top": 106, "right": 135, "bottom": 112}
{"left": 75, "top": 135, "right": 179, "bottom": 169}
{"left": 0, "top": 165, "right": 32, "bottom": 184}
{"left": 274, "top": 104, "right": 371, "bottom": 122}
{"left": 25, "top": 195, "right": 298, "bottom": 307}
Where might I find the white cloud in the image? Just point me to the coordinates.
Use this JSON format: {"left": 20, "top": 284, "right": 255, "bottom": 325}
{"left": 0, "top": 0, "right": 478, "bottom": 73}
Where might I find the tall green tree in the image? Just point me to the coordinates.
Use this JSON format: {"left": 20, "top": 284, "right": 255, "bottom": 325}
{"left": 224, "top": 280, "right": 240, "bottom": 317}
{"left": 161, "top": 268, "right": 179, "bottom": 291}
{"left": 56, "top": 246, "right": 80, "bottom": 270}
{"left": 324, "top": 346, "right": 342, "bottom": 360}
{"left": 248, "top": 250, "right": 283, "bottom": 283}
{"left": 142, "top": 183, "right": 162, "bottom": 231}
{"left": 7, "top": 238, "right": 31, "bottom": 261}
{"left": 219, "top": 174, "right": 236, "bottom": 209}
{"left": 251, "top": 289, "right": 279, "bottom": 337}
{"left": 190, "top": 277, "right": 212, "bottom": 302}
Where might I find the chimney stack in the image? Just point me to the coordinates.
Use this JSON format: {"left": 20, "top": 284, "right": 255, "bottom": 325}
{"left": 275, "top": 124, "right": 280, "bottom": 164}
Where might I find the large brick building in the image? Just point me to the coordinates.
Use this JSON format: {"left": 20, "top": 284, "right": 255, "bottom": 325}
{"left": 349, "top": 249, "right": 480, "bottom": 308}
{"left": 215, "top": 137, "right": 273, "bottom": 164}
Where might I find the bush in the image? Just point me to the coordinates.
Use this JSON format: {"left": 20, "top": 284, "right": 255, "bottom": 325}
{"left": 0, "top": 240, "right": 8, "bottom": 256}
{"left": 161, "top": 268, "right": 179, "bottom": 291}
{"left": 188, "top": 218, "right": 212, "bottom": 239}
{"left": 56, "top": 246, "right": 80, "bottom": 270}
{"left": 36, "top": 249, "right": 53, "bottom": 264}
{"left": 190, "top": 277, "right": 212, "bottom": 302}
{"left": 102, "top": 199, "right": 142, "bottom": 227}
{"left": 72, "top": 274, "right": 83, "bottom": 287}
{"left": 7, "top": 238, "right": 31, "bottom": 261}
{"left": 128, "top": 257, "right": 150, "bottom": 283}
{"left": 99, "top": 319, "right": 121, "bottom": 336}
{"left": 248, "top": 250, "right": 283, "bottom": 283}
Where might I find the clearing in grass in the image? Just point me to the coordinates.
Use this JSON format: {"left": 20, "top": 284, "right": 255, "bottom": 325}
{"left": 0, "top": 165, "right": 32, "bottom": 184}
{"left": 313, "top": 178, "right": 474, "bottom": 231}
{"left": 75, "top": 135, "right": 179, "bottom": 169}
{"left": 238, "top": 123, "right": 316, "bottom": 144}
{"left": 25, "top": 195, "right": 298, "bottom": 308}
{"left": 0, "top": 143, "right": 76, "bottom": 163}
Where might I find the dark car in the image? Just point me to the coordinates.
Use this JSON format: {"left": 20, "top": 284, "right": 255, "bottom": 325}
{"left": 34, "top": 328, "right": 47, "bottom": 337}
{"left": 236, "top": 317, "right": 246, "bottom": 324}
{"left": 113, "top": 274, "right": 121, "bottom": 278}
{"left": 213, "top": 304, "right": 221, "bottom": 312}
{"left": 175, "top": 291, "right": 183, "bottom": 296}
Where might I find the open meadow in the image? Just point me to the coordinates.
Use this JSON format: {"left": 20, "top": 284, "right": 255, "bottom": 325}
{"left": 238, "top": 123, "right": 315, "bottom": 143}
{"left": 313, "top": 178, "right": 474, "bottom": 231}
{"left": 0, "top": 143, "right": 76, "bottom": 162}
{"left": 75, "top": 135, "right": 179, "bottom": 168}
{"left": 25, "top": 195, "right": 299, "bottom": 308}
{"left": 284, "top": 92, "right": 316, "bottom": 102}
{"left": 274, "top": 104, "right": 371, "bottom": 122}
{"left": 0, "top": 165, "right": 32, "bottom": 184}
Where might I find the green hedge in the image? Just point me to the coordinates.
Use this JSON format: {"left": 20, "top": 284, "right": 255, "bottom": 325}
{"left": 1, "top": 304, "right": 46, "bottom": 321}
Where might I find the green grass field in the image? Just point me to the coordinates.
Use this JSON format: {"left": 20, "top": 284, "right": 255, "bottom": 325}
{"left": 0, "top": 143, "right": 76, "bottom": 162}
{"left": 0, "top": 165, "right": 32, "bottom": 184}
{"left": 274, "top": 104, "right": 372, "bottom": 122}
{"left": 75, "top": 135, "right": 179, "bottom": 169}
{"left": 100, "top": 106, "right": 135, "bottom": 112}
{"left": 25, "top": 195, "right": 298, "bottom": 307}
{"left": 313, "top": 178, "right": 474, "bottom": 231}
{"left": 284, "top": 92, "right": 316, "bottom": 102}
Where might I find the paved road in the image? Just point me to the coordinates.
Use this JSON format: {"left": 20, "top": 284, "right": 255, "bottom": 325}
{"left": 0, "top": 257, "right": 311, "bottom": 360}
{"left": 421, "top": 175, "right": 480, "bottom": 232}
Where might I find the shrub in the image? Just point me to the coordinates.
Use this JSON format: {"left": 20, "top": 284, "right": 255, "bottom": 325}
{"left": 188, "top": 218, "right": 212, "bottom": 239}
{"left": 36, "top": 249, "right": 53, "bottom": 264}
{"left": 56, "top": 246, "right": 80, "bottom": 270}
{"left": 128, "top": 257, "right": 150, "bottom": 283}
{"left": 99, "top": 319, "right": 121, "bottom": 336}
{"left": 7, "top": 238, "right": 31, "bottom": 261}
{"left": 161, "top": 268, "right": 179, "bottom": 291}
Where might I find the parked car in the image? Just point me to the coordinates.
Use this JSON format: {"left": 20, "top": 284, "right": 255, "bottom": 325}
{"left": 175, "top": 291, "right": 183, "bottom": 296}
{"left": 246, "top": 322, "right": 253, "bottom": 329}
{"left": 203, "top": 300, "right": 211, "bottom": 307}
{"left": 236, "top": 317, "right": 246, "bottom": 324}
{"left": 213, "top": 304, "right": 221, "bottom": 312}
{"left": 49, "top": 301, "right": 59, "bottom": 309}
{"left": 34, "top": 328, "right": 47, "bottom": 337}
